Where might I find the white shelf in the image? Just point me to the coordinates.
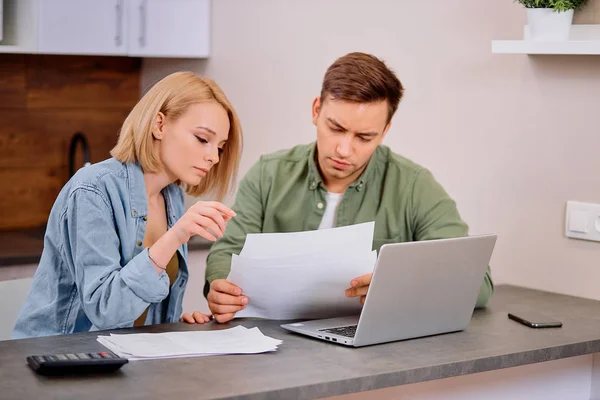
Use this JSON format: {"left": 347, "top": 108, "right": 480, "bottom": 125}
{"left": 492, "top": 24, "right": 600, "bottom": 55}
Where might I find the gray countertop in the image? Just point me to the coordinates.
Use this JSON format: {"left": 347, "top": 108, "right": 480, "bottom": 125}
{"left": 1, "top": 285, "right": 600, "bottom": 400}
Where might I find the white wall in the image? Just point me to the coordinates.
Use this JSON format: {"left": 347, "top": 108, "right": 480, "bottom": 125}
{"left": 184, "top": 250, "right": 210, "bottom": 313}
{"left": 143, "top": 0, "right": 600, "bottom": 301}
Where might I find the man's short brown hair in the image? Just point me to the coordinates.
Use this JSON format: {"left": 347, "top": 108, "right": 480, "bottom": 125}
{"left": 320, "top": 52, "right": 404, "bottom": 124}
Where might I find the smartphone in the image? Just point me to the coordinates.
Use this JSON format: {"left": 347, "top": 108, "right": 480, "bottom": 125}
{"left": 508, "top": 311, "right": 562, "bottom": 328}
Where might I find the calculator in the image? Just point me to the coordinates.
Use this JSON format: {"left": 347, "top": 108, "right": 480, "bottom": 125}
{"left": 26, "top": 351, "right": 128, "bottom": 376}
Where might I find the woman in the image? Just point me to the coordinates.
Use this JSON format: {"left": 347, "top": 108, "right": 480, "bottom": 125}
{"left": 13, "top": 72, "right": 242, "bottom": 338}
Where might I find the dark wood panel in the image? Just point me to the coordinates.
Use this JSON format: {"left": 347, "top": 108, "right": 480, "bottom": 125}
{"left": 0, "top": 109, "right": 127, "bottom": 168}
{"left": 26, "top": 55, "right": 141, "bottom": 109}
{"left": 0, "top": 55, "right": 27, "bottom": 108}
{"left": 0, "top": 54, "right": 141, "bottom": 233}
{"left": 0, "top": 167, "right": 66, "bottom": 229}
{"left": 0, "top": 226, "right": 45, "bottom": 265}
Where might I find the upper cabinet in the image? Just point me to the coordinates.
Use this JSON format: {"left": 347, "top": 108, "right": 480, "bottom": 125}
{"left": 0, "top": 0, "right": 211, "bottom": 58}
{"left": 38, "top": 0, "right": 127, "bottom": 56}
{"left": 128, "top": 0, "right": 210, "bottom": 58}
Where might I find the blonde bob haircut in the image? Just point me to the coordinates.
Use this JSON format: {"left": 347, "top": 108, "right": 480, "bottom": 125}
{"left": 111, "top": 71, "right": 242, "bottom": 200}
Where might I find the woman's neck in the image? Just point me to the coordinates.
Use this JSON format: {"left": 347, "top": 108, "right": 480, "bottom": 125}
{"left": 143, "top": 170, "right": 174, "bottom": 202}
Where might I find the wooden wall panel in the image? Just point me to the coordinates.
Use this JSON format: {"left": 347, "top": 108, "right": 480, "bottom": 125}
{"left": 0, "top": 55, "right": 27, "bottom": 109}
{"left": 26, "top": 56, "right": 141, "bottom": 109}
{"left": 0, "top": 109, "right": 128, "bottom": 168}
{"left": 0, "top": 168, "right": 65, "bottom": 229}
{"left": 0, "top": 54, "right": 140, "bottom": 230}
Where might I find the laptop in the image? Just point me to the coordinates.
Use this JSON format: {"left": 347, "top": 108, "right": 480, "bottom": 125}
{"left": 280, "top": 234, "right": 497, "bottom": 347}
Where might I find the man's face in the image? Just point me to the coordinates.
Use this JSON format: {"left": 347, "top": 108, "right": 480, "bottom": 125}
{"left": 312, "top": 96, "right": 391, "bottom": 191}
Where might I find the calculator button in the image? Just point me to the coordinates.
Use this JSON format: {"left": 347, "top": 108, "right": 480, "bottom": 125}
{"left": 34, "top": 356, "right": 45, "bottom": 363}
{"left": 56, "top": 354, "right": 68, "bottom": 361}
{"left": 66, "top": 354, "right": 78, "bottom": 360}
{"left": 98, "top": 352, "right": 111, "bottom": 358}
{"left": 46, "top": 355, "right": 59, "bottom": 361}
{"left": 90, "top": 353, "right": 102, "bottom": 359}
{"left": 76, "top": 353, "right": 90, "bottom": 359}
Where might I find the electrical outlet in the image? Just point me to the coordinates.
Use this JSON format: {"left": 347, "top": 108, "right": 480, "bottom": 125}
{"left": 565, "top": 201, "right": 600, "bottom": 243}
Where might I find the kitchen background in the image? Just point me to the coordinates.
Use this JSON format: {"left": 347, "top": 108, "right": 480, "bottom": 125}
{"left": 1, "top": 0, "right": 600, "bottom": 339}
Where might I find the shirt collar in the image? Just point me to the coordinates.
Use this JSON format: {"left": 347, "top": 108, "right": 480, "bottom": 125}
{"left": 126, "top": 162, "right": 148, "bottom": 218}
{"left": 307, "top": 142, "right": 380, "bottom": 192}
{"left": 125, "top": 162, "right": 177, "bottom": 225}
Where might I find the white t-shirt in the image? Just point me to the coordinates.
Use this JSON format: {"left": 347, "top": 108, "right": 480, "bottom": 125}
{"left": 318, "top": 192, "right": 343, "bottom": 230}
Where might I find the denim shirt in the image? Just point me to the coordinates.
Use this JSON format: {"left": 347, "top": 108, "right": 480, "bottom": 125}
{"left": 13, "top": 158, "right": 189, "bottom": 339}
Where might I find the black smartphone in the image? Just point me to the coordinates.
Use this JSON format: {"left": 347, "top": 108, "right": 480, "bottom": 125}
{"left": 508, "top": 311, "right": 563, "bottom": 328}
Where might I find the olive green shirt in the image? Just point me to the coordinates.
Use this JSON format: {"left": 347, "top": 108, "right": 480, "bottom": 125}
{"left": 205, "top": 143, "right": 493, "bottom": 308}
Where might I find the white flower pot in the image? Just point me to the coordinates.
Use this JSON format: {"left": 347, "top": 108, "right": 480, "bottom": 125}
{"left": 527, "top": 8, "right": 574, "bottom": 41}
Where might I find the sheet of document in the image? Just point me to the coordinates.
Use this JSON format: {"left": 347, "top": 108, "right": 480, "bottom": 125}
{"left": 97, "top": 326, "right": 282, "bottom": 361}
{"left": 227, "top": 222, "right": 378, "bottom": 320}
{"left": 240, "top": 221, "right": 375, "bottom": 258}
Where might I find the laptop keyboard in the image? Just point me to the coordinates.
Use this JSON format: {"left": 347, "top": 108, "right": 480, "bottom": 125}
{"left": 319, "top": 325, "right": 357, "bottom": 338}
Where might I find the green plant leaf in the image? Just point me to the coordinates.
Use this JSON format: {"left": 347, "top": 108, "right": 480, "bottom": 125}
{"left": 514, "top": 0, "right": 587, "bottom": 11}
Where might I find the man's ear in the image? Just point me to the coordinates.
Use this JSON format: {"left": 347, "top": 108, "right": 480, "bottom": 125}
{"left": 311, "top": 96, "right": 321, "bottom": 126}
{"left": 152, "top": 112, "right": 166, "bottom": 140}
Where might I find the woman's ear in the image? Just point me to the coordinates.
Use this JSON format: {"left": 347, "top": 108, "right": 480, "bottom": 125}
{"left": 152, "top": 112, "right": 166, "bottom": 140}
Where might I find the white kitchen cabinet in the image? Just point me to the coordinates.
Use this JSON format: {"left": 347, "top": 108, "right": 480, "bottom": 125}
{"left": 37, "top": 0, "right": 127, "bottom": 56}
{"left": 127, "top": 0, "right": 210, "bottom": 58}
{"left": 0, "top": 0, "right": 210, "bottom": 58}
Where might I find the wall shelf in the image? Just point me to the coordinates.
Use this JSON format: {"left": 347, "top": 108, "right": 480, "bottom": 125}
{"left": 492, "top": 24, "right": 600, "bottom": 55}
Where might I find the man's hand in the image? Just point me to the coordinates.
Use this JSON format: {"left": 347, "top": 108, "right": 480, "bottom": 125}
{"left": 180, "top": 311, "right": 212, "bottom": 324}
{"left": 345, "top": 273, "right": 373, "bottom": 305}
{"left": 207, "top": 279, "right": 248, "bottom": 323}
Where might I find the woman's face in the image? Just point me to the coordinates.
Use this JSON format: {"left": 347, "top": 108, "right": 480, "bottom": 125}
{"left": 154, "top": 102, "right": 230, "bottom": 186}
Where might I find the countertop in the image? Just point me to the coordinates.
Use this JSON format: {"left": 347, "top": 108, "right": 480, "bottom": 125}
{"left": 1, "top": 285, "right": 600, "bottom": 399}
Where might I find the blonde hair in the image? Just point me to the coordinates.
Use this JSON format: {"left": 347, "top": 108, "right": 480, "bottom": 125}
{"left": 111, "top": 72, "right": 242, "bottom": 200}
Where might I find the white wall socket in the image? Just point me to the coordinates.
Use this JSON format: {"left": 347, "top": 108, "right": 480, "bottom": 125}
{"left": 565, "top": 201, "right": 600, "bottom": 243}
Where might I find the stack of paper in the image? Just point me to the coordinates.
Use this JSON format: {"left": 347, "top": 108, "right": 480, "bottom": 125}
{"left": 97, "top": 326, "right": 282, "bottom": 360}
{"left": 228, "top": 221, "right": 377, "bottom": 320}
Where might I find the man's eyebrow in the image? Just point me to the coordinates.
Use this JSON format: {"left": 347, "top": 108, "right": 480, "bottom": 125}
{"left": 326, "top": 118, "right": 346, "bottom": 131}
{"left": 357, "top": 131, "right": 379, "bottom": 137}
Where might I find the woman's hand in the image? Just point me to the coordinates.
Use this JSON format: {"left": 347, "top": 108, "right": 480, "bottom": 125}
{"left": 181, "top": 311, "right": 213, "bottom": 324}
{"left": 148, "top": 201, "right": 236, "bottom": 274}
{"left": 171, "top": 201, "right": 236, "bottom": 245}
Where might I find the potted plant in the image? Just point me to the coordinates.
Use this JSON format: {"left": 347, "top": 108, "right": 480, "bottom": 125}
{"left": 515, "top": 0, "right": 588, "bottom": 41}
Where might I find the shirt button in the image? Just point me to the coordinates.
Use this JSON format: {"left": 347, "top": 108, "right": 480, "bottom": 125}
{"left": 142, "top": 216, "right": 147, "bottom": 221}
{"left": 132, "top": 210, "right": 137, "bottom": 217}
{"left": 309, "top": 182, "right": 317, "bottom": 190}
{"left": 136, "top": 240, "right": 143, "bottom": 247}
{"left": 317, "top": 202, "right": 324, "bottom": 210}
{"left": 357, "top": 183, "right": 364, "bottom": 190}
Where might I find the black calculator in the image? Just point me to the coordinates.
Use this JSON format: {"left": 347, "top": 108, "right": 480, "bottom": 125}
{"left": 27, "top": 351, "right": 128, "bottom": 376}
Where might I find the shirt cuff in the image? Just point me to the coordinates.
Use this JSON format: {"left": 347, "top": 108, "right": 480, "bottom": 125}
{"left": 121, "top": 248, "right": 170, "bottom": 303}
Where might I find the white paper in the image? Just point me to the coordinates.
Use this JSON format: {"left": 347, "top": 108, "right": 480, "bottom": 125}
{"left": 227, "top": 222, "right": 378, "bottom": 320}
{"left": 97, "top": 326, "right": 282, "bottom": 361}
{"left": 240, "top": 221, "right": 375, "bottom": 258}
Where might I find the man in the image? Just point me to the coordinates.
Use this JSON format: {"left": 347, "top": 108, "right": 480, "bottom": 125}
{"left": 203, "top": 52, "right": 493, "bottom": 323}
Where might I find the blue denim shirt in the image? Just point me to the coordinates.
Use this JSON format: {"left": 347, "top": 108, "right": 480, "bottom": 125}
{"left": 13, "top": 158, "right": 189, "bottom": 339}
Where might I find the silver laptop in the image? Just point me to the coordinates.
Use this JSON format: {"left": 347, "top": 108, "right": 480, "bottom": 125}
{"left": 280, "top": 234, "right": 497, "bottom": 347}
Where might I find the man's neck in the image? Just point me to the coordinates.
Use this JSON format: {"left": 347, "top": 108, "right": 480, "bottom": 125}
{"left": 322, "top": 164, "right": 367, "bottom": 194}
